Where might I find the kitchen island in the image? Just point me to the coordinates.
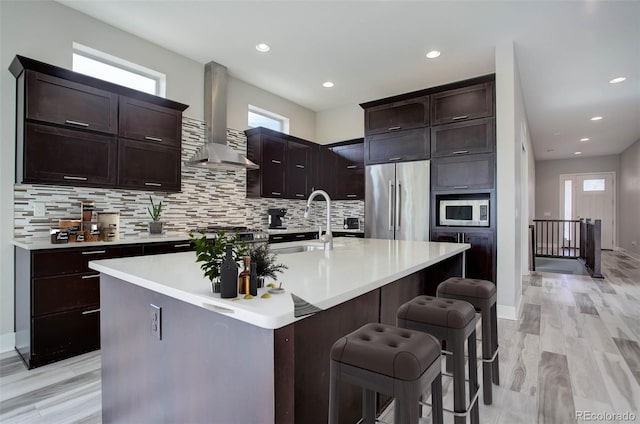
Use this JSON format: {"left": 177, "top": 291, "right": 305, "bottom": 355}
{"left": 90, "top": 237, "right": 469, "bottom": 423}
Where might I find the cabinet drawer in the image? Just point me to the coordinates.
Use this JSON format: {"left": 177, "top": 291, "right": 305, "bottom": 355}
{"left": 365, "top": 127, "right": 430, "bottom": 165}
{"left": 32, "top": 307, "right": 100, "bottom": 360}
{"left": 33, "top": 273, "right": 100, "bottom": 316}
{"left": 119, "top": 96, "right": 182, "bottom": 147}
{"left": 431, "top": 82, "right": 493, "bottom": 125}
{"left": 269, "top": 232, "right": 317, "bottom": 243}
{"left": 32, "top": 245, "right": 143, "bottom": 278}
{"left": 118, "top": 139, "right": 181, "bottom": 192}
{"left": 26, "top": 71, "right": 118, "bottom": 134}
{"left": 365, "top": 97, "right": 429, "bottom": 135}
{"left": 432, "top": 154, "right": 495, "bottom": 191}
{"left": 23, "top": 123, "right": 117, "bottom": 186}
{"left": 143, "top": 241, "right": 195, "bottom": 255}
{"left": 431, "top": 118, "right": 495, "bottom": 158}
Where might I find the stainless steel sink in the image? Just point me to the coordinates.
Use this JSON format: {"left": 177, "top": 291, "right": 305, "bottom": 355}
{"left": 270, "top": 245, "right": 325, "bottom": 254}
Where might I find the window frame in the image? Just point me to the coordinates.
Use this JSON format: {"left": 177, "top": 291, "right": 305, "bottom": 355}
{"left": 248, "top": 104, "right": 290, "bottom": 134}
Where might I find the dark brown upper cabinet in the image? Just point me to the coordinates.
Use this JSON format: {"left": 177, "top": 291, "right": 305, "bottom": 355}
{"left": 365, "top": 127, "right": 430, "bottom": 165}
{"left": 118, "top": 139, "right": 181, "bottom": 192}
{"left": 431, "top": 117, "right": 495, "bottom": 158}
{"left": 431, "top": 82, "right": 494, "bottom": 125}
{"left": 364, "top": 97, "right": 429, "bottom": 135}
{"left": 25, "top": 71, "right": 118, "bottom": 134}
{"left": 431, "top": 153, "right": 495, "bottom": 191}
{"left": 23, "top": 123, "right": 117, "bottom": 187}
{"left": 119, "top": 96, "right": 182, "bottom": 147}
{"left": 10, "top": 55, "right": 188, "bottom": 192}
{"left": 315, "top": 145, "right": 335, "bottom": 197}
{"left": 287, "top": 141, "right": 313, "bottom": 199}
{"left": 333, "top": 141, "right": 364, "bottom": 200}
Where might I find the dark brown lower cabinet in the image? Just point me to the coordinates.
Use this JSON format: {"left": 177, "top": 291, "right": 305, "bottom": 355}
{"left": 118, "top": 139, "right": 181, "bottom": 192}
{"left": 431, "top": 229, "right": 495, "bottom": 283}
{"left": 269, "top": 232, "right": 318, "bottom": 243}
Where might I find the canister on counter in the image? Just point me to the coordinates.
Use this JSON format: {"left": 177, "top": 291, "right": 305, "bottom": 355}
{"left": 50, "top": 228, "right": 69, "bottom": 244}
{"left": 97, "top": 212, "right": 119, "bottom": 241}
{"left": 81, "top": 201, "right": 95, "bottom": 222}
{"left": 59, "top": 218, "right": 81, "bottom": 232}
{"left": 84, "top": 222, "right": 102, "bottom": 242}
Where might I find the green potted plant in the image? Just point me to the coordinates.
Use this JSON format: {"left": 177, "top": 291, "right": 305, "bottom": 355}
{"left": 249, "top": 244, "right": 288, "bottom": 288}
{"left": 190, "top": 231, "right": 249, "bottom": 293}
{"left": 147, "top": 196, "right": 164, "bottom": 234}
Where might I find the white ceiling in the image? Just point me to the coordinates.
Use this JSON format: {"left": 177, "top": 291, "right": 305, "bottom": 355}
{"left": 58, "top": 0, "right": 640, "bottom": 160}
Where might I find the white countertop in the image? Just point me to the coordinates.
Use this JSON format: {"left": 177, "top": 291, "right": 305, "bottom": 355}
{"left": 89, "top": 237, "right": 469, "bottom": 330}
{"left": 11, "top": 232, "right": 204, "bottom": 250}
{"left": 267, "top": 227, "right": 363, "bottom": 234}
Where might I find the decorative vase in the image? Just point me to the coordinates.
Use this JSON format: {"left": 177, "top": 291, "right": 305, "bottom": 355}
{"left": 211, "top": 277, "right": 221, "bottom": 294}
{"left": 149, "top": 221, "right": 164, "bottom": 234}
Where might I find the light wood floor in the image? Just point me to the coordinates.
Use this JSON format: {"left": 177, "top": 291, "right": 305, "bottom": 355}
{"left": 1, "top": 251, "right": 639, "bottom": 424}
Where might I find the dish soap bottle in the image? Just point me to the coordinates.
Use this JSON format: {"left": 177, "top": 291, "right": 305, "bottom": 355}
{"left": 238, "top": 256, "right": 251, "bottom": 295}
{"left": 220, "top": 245, "right": 238, "bottom": 298}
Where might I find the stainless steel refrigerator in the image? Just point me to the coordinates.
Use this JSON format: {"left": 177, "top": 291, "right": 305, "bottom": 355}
{"left": 365, "top": 160, "right": 430, "bottom": 241}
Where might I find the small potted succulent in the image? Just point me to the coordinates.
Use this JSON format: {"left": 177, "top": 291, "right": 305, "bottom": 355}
{"left": 147, "top": 196, "right": 164, "bottom": 234}
{"left": 190, "top": 231, "right": 249, "bottom": 293}
{"left": 249, "top": 244, "right": 287, "bottom": 288}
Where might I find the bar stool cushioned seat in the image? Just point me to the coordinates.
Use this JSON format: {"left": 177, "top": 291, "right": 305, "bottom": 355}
{"left": 436, "top": 277, "right": 497, "bottom": 299}
{"left": 330, "top": 323, "right": 440, "bottom": 380}
{"left": 397, "top": 296, "right": 476, "bottom": 329}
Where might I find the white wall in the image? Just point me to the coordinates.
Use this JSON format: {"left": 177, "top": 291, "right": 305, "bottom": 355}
{"left": 315, "top": 104, "right": 364, "bottom": 144}
{"left": 618, "top": 139, "right": 640, "bottom": 258}
{"left": 495, "top": 40, "right": 530, "bottom": 320}
{"left": 0, "top": 0, "right": 318, "bottom": 350}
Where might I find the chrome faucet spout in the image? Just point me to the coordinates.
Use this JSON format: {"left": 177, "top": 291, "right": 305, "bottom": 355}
{"left": 304, "top": 190, "right": 333, "bottom": 250}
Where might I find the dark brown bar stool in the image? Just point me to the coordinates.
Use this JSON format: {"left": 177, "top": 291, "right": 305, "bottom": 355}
{"left": 329, "top": 323, "right": 443, "bottom": 424}
{"left": 397, "top": 296, "right": 479, "bottom": 424}
{"left": 437, "top": 277, "right": 499, "bottom": 405}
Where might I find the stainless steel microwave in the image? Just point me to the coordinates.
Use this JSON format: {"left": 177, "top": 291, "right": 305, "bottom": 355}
{"left": 439, "top": 199, "right": 489, "bottom": 227}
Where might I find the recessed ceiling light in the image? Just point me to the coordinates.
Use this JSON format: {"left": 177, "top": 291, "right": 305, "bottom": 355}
{"left": 609, "top": 77, "right": 626, "bottom": 84}
{"left": 255, "top": 43, "right": 270, "bottom": 52}
{"left": 322, "top": 81, "right": 334, "bottom": 88}
{"left": 426, "top": 50, "right": 441, "bottom": 59}
{"left": 574, "top": 151, "right": 582, "bottom": 155}
{"left": 590, "top": 116, "right": 603, "bottom": 121}
{"left": 580, "top": 138, "right": 590, "bottom": 142}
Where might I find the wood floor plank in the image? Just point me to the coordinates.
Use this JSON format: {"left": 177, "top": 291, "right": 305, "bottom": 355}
{"left": 507, "top": 332, "right": 540, "bottom": 395}
{"left": 612, "top": 337, "right": 640, "bottom": 386}
{"left": 564, "top": 335, "right": 612, "bottom": 404}
{"left": 517, "top": 303, "right": 541, "bottom": 336}
{"left": 593, "top": 350, "right": 640, "bottom": 412}
{"left": 537, "top": 351, "right": 575, "bottom": 424}
{"left": 583, "top": 315, "right": 620, "bottom": 354}
{"left": 572, "top": 292, "right": 600, "bottom": 315}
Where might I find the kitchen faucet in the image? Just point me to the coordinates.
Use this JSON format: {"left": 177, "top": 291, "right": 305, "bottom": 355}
{"left": 304, "top": 190, "right": 333, "bottom": 250}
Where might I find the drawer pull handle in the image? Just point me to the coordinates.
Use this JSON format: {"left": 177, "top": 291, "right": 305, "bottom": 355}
{"left": 145, "top": 182, "right": 162, "bottom": 187}
{"left": 389, "top": 157, "right": 402, "bottom": 161}
{"left": 173, "top": 243, "right": 191, "bottom": 248}
{"left": 272, "top": 236, "right": 283, "bottom": 240}
{"left": 453, "top": 185, "right": 469, "bottom": 189}
{"left": 388, "top": 126, "right": 401, "bottom": 131}
{"left": 271, "top": 192, "right": 281, "bottom": 196}
{"left": 82, "top": 274, "right": 100, "bottom": 279}
{"left": 271, "top": 160, "right": 281, "bottom": 164}
{"left": 82, "top": 308, "right": 101, "bottom": 315}
{"left": 144, "top": 136, "right": 163, "bottom": 142}
{"left": 296, "top": 164, "right": 305, "bottom": 169}
{"left": 452, "top": 115, "right": 469, "bottom": 121}
{"left": 296, "top": 234, "right": 306, "bottom": 238}
{"left": 296, "top": 194, "right": 304, "bottom": 197}
{"left": 82, "top": 250, "right": 106, "bottom": 255}
{"left": 452, "top": 150, "right": 469, "bottom": 155}
{"left": 64, "top": 175, "right": 88, "bottom": 181}
{"left": 65, "top": 120, "right": 89, "bottom": 127}
{"left": 345, "top": 234, "right": 356, "bottom": 237}
{"left": 346, "top": 165, "right": 357, "bottom": 169}
{"left": 347, "top": 194, "right": 357, "bottom": 198}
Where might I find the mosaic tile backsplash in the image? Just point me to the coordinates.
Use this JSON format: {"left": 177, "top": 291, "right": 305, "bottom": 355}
{"left": 14, "top": 117, "right": 364, "bottom": 239}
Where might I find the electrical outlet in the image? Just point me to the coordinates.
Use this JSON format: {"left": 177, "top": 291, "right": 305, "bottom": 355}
{"left": 33, "top": 202, "right": 46, "bottom": 217}
{"left": 150, "top": 304, "right": 161, "bottom": 340}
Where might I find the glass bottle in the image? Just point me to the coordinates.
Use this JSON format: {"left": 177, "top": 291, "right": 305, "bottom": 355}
{"left": 220, "top": 245, "right": 238, "bottom": 298}
{"left": 238, "top": 256, "right": 251, "bottom": 295}
{"left": 249, "top": 261, "right": 258, "bottom": 296}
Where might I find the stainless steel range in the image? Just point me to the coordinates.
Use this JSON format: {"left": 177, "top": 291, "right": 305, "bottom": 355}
{"left": 192, "top": 226, "right": 269, "bottom": 245}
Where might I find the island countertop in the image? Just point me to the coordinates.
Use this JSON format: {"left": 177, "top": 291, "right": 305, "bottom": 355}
{"left": 89, "top": 237, "right": 469, "bottom": 329}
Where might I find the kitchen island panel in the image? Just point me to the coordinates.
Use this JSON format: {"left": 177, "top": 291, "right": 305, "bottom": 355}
{"left": 101, "top": 274, "right": 276, "bottom": 424}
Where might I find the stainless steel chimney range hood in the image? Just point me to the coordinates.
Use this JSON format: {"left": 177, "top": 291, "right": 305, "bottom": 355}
{"left": 186, "top": 61, "right": 259, "bottom": 170}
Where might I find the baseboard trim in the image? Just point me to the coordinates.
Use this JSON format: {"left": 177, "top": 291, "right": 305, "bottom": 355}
{"left": 497, "top": 305, "right": 518, "bottom": 320}
{"left": 0, "top": 332, "right": 15, "bottom": 353}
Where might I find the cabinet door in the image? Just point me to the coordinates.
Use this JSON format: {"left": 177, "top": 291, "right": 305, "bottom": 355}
{"left": 365, "top": 97, "right": 429, "bottom": 135}
{"left": 431, "top": 82, "right": 493, "bottom": 125}
{"left": 33, "top": 273, "right": 100, "bottom": 316}
{"left": 431, "top": 118, "right": 495, "bottom": 158}
{"left": 119, "top": 96, "right": 182, "bottom": 147}
{"left": 365, "top": 127, "right": 430, "bottom": 165}
{"left": 118, "top": 139, "right": 181, "bottom": 192}
{"left": 333, "top": 143, "right": 365, "bottom": 200}
{"left": 26, "top": 71, "right": 118, "bottom": 134}
{"left": 143, "top": 241, "right": 195, "bottom": 255}
{"left": 315, "top": 147, "right": 335, "bottom": 197}
{"left": 23, "top": 123, "right": 117, "bottom": 186}
{"left": 464, "top": 231, "right": 495, "bottom": 282}
{"left": 430, "top": 230, "right": 460, "bottom": 244}
{"left": 261, "top": 136, "right": 287, "bottom": 198}
{"left": 32, "top": 246, "right": 144, "bottom": 278}
{"left": 287, "top": 142, "right": 312, "bottom": 199}
{"left": 32, "top": 307, "right": 100, "bottom": 362}
{"left": 431, "top": 154, "right": 494, "bottom": 191}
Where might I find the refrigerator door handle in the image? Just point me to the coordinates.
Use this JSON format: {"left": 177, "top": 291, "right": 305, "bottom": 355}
{"left": 395, "top": 181, "right": 401, "bottom": 229}
{"left": 388, "top": 180, "right": 394, "bottom": 231}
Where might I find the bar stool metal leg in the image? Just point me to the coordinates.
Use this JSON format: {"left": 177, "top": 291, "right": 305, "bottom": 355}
{"left": 491, "top": 303, "right": 500, "bottom": 385}
{"left": 468, "top": 329, "right": 480, "bottom": 424}
{"left": 453, "top": 333, "right": 466, "bottom": 424}
{"left": 363, "top": 389, "right": 376, "bottom": 424}
{"left": 481, "top": 306, "right": 493, "bottom": 404}
{"left": 431, "top": 373, "right": 443, "bottom": 424}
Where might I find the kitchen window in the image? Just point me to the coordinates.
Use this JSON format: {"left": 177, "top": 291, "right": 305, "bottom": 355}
{"left": 248, "top": 105, "right": 289, "bottom": 133}
{"left": 72, "top": 43, "right": 166, "bottom": 96}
